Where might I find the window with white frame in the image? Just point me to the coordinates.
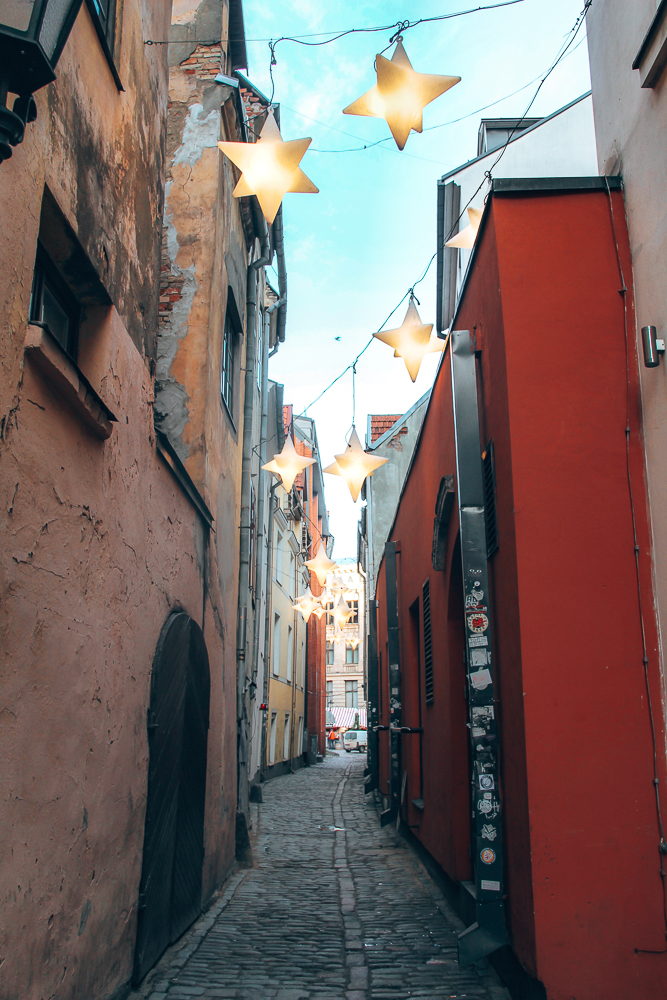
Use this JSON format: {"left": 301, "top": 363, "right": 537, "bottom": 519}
{"left": 275, "top": 530, "right": 284, "bottom": 584}
{"left": 297, "top": 715, "right": 304, "bottom": 756}
{"left": 286, "top": 624, "right": 293, "bottom": 681}
{"left": 345, "top": 645, "right": 359, "bottom": 665}
{"left": 326, "top": 641, "right": 334, "bottom": 665}
{"left": 283, "top": 712, "right": 291, "bottom": 760}
{"left": 345, "top": 679, "right": 358, "bottom": 708}
{"left": 272, "top": 613, "right": 281, "bottom": 676}
{"left": 269, "top": 711, "right": 278, "bottom": 764}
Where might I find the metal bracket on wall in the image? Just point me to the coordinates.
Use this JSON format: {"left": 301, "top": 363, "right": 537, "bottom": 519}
{"left": 451, "top": 330, "right": 508, "bottom": 967}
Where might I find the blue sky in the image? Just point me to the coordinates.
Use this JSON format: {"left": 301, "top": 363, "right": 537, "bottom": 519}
{"left": 242, "top": 0, "right": 592, "bottom": 558}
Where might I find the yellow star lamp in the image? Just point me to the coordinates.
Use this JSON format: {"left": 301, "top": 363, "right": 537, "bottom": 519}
{"left": 332, "top": 594, "right": 353, "bottom": 630}
{"left": 324, "top": 427, "right": 388, "bottom": 502}
{"left": 445, "top": 207, "right": 483, "bottom": 250}
{"left": 218, "top": 110, "right": 319, "bottom": 224}
{"left": 373, "top": 298, "right": 445, "bottom": 382}
{"left": 305, "top": 542, "right": 337, "bottom": 586}
{"left": 262, "top": 434, "right": 316, "bottom": 492}
{"left": 294, "top": 587, "right": 320, "bottom": 623}
{"left": 343, "top": 40, "right": 460, "bottom": 150}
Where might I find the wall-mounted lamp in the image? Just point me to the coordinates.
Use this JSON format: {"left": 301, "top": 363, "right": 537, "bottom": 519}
{"left": 642, "top": 325, "right": 666, "bottom": 368}
{"left": 0, "top": 0, "right": 83, "bottom": 162}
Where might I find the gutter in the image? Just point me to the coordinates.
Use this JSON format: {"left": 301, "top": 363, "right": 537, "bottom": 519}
{"left": 273, "top": 206, "right": 287, "bottom": 343}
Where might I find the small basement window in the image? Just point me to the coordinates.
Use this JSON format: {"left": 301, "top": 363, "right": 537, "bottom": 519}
{"left": 30, "top": 245, "right": 79, "bottom": 359}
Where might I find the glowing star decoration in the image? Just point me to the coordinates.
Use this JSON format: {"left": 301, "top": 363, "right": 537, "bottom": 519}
{"left": 305, "top": 542, "right": 337, "bottom": 587}
{"left": 343, "top": 40, "right": 460, "bottom": 150}
{"left": 262, "top": 433, "right": 315, "bottom": 492}
{"left": 311, "top": 604, "right": 326, "bottom": 619}
{"left": 332, "top": 594, "right": 353, "bottom": 630}
{"left": 324, "top": 427, "right": 388, "bottom": 502}
{"left": 293, "top": 587, "right": 320, "bottom": 623}
{"left": 217, "top": 110, "right": 319, "bottom": 224}
{"left": 445, "top": 207, "right": 483, "bottom": 250}
{"left": 348, "top": 638, "right": 360, "bottom": 649}
{"left": 373, "top": 298, "right": 445, "bottom": 382}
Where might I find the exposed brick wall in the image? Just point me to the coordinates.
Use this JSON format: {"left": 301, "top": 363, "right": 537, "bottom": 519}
{"left": 179, "top": 43, "right": 222, "bottom": 81}
{"left": 370, "top": 414, "right": 402, "bottom": 443}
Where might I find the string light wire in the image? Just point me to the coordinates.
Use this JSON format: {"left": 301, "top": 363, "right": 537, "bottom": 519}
{"left": 298, "top": 0, "right": 593, "bottom": 418}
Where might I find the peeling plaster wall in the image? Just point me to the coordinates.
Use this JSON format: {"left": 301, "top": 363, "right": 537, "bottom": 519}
{"left": 0, "top": 0, "right": 235, "bottom": 998}
{"left": 154, "top": 0, "right": 257, "bottom": 852}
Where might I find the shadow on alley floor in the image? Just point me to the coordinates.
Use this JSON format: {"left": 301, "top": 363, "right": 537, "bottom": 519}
{"left": 130, "top": 754, "right": 510, "bottom": 1000}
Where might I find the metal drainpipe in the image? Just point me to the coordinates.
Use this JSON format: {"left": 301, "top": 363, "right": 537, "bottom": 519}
{"left": 236, "top": 244, "right": 264, "bottom": 819}
{"left": 251, "top": 298, "right": 285, "bottom": 694}
{"left": 274, "top": 206, "right": 287, "bottom": 346}
{"left": 260, "top": 482, "right": 279, "bottom": 780}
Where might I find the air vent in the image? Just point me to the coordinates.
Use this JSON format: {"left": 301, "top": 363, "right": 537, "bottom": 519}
{"left": 423, "top": 578, "right": 434, "bottom": 705}
{"left": 482, "top": 441, "right": 498, "bottom": 558}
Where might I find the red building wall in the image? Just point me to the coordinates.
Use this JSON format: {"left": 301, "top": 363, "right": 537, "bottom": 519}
{"left": 374, "top": 183, "right": 666, "bottom": 999}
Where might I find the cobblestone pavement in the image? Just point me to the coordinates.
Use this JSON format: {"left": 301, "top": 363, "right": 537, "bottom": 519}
{"left": 143, "top": 754, "right": 510, "bottom": 1000}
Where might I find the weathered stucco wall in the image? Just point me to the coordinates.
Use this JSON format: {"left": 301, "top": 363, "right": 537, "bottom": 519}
{"left": 0, "top": 1, "right": 239, "bottom": 997}
{"left": 588, "top": 0, "right": 667, "bottom": 728}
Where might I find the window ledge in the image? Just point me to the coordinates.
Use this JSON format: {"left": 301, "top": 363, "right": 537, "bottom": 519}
{"left": 633, "top": 0, "right": 667, "bottom": 87}
{"left": 24, "top": 324, "right": 117, "bottom": 439}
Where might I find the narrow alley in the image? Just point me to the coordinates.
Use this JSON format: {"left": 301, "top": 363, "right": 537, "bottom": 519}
{"left": 133, "top": 757, "right": 509, "bottom": 1000}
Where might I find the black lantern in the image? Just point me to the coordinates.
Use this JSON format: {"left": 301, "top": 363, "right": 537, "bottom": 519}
{"left": 0, "top": 0, "right": 84, "bottom": 162}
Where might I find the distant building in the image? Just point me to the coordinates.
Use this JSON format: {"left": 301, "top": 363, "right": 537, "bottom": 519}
{"left": 325, "top": 559, "right": 366, "bottom": 717}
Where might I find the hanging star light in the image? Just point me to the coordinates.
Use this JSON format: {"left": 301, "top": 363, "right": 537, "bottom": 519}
{"left": 348, "top": 638, "right": 360, "bottom": 649}
{"left": 293, "top": 587, "right": 320, "bottom": 623}
{"left": 445, "top": 207, "right": 483, "bottom": 250}
{"left": 218, "top": 110, "right": 319, "bottom": 224}
{"left": 305, "top": 541, "right": 337, "bottom": 586}
{"left": 373, "top": 297, "right": 445, "bottom": 382}
{"left": 343, "top": 39, "right": 460, "bottom": 150}
{"left": 332, "top": 594, "right": 353, "bottom": 630}
{"left": 324, "top": 427, "right": 388, "bottom": 502}
{"left": 262, "top": 433, "right": 316, "bottom": 492}
{"left": 311, "top": 604, "right": 326, "bottom": 620}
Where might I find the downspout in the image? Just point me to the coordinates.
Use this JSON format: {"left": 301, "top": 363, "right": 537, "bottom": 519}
{"left": 274, "top": 206, "right": 287, "bottom": 346}
{"left": 251, "top": 297, "right": 285, "bottom": 704}
{"left": 260, "top": 482, "right": 279, "bottom": 780}
{"left": 236, "top": 236, "right": 264, "bottom": 828}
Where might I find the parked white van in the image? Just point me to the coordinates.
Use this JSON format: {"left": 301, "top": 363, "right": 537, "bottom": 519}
{"left": 343, "top": 730, "right": 368, "bottom": 753}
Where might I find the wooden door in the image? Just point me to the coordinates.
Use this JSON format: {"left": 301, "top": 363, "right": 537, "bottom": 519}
{"left": 133, "top": 613, "right": 210, "bottom": 982}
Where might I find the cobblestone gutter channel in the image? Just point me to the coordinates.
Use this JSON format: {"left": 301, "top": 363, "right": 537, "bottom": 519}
{"left": 131, "top": 755, "right": 509, "bottom": 1000}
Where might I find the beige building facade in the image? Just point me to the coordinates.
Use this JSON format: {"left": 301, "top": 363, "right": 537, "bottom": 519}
{"left": 325, "top": 559, "right": 366, "bottom": 713}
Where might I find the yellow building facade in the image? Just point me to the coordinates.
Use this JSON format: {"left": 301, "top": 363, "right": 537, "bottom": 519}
{"left": 265, "top": 480, "right": 309, "bottom": 776}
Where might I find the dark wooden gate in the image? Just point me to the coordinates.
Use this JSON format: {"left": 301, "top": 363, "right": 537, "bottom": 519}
{"left": 133, "top": 613, "right": 211, "bottom": 983}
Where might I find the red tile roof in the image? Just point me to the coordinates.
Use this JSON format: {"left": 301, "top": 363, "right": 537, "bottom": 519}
{"left": 370, "top": 414, "right": 402, "bottom": 443}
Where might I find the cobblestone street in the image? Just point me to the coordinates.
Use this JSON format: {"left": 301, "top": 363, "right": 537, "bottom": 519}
{"left": 137, "top": 755, "right": 510, "bottom": 1000}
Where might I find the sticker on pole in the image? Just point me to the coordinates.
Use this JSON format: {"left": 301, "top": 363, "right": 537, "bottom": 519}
{"left": 470, "top": 668, "right": 492, "bottom": 690}
{"left": 481, "top": 824, "right": 497, "bottom": 841}
{"left": 480, "top": 848, "right": 496, "bottom": 864}
{"left": 468, "top": 636, "right": 488, "bottom": 648}
{"left": 467, "top": 613, "right": 489, "bottom": 634}
{"left": 481, "top": 879, "right": 501, "bottom": 891}
{"left": 479, "top": 774, "right": 494, "bottom": 791}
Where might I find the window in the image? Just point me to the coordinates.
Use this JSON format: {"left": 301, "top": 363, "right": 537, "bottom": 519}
{"left": 283, "top": 713, "right": 291, "bottom": 760}
{"left": 326, "top": 680, "right": 333, "bottom": 700}
{"left": 286, "top": 625, "right": 293, "bottom": 681}
{"left": 87, "top": 0, "right": 117, "bottom": 53}
{"left": 347, "top": 600, "right": 359, "bottom": 624}
{"left": 288, "top": 549, "right": 295, "bottom": 598}
{"left": 422, "top": 579, "right": 434, "bottom": 705}
{"left": 345, "top": 680, "right": 358, "bottom": 708}
{"left": 275, "top": 531, "right": 284, "bottom": 584}
{"left": 345, "top": 645, "right": 359, "bottom": 665}
{"left": 326, "top": 641, "right": 335, "bottom": 665}
{"left": 272, "top": 613, "right": 281, "bottom": 676}
{"left": 269, "top": 711, "right": 277, "bottom": 764}
{"left": 299, "top": 641, "right": 304, "bottom": 686}
{"left": 221, "top": 311, "right": 235, "bottom": 417}
{"left": 257, "top": 310, "right": 263, "bottom": 389}
{"left": 324, "top": 600, "right": 335, "bottom": 625}
{"left": 30, "top": 245, "right": 79, "bottom": 359}
{"left": 297, "top": 716, "right": 304, "bottom": 755}
{"left": 482, "top": 440, "right": 499, "bottom": 558}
